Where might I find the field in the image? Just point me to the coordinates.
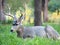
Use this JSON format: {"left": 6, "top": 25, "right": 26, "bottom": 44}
{"left": 0, "top": 24, "right": 60, "bottom": 45}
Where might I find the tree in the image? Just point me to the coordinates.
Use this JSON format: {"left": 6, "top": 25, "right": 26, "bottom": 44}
{"left": 0, "top": 0, "right": 5, "bottom": 21}
{"left": 34, "top": 0, "right": 42, "bottom": 26}
{"left": 43, "top": 0, "right": 49, "bottom": 22}
{"left": 48, "top": 0, "right": 60, "bottom": 15}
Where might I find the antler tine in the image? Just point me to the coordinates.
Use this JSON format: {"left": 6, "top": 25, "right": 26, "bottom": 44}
{"left": 4, "top": 11, "right": 14, "bottom": 18}
{"left": 18, "top": 8, "right": 26, "bottom": 23}
{"left": 17, "top": 12, "right": 24, "bottom": 23}
{"left": 20, "top": 11, "right": 25, "bottom": 20}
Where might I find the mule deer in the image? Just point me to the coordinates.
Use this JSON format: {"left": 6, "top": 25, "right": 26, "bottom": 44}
{"left": 4, "top": 10, "right": 60, "bottom": 40}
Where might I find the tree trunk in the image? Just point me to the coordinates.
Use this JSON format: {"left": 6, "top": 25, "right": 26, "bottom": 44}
{"left": 0, "top": 0, "right": 5, "bottom": 21}
{"left": 57, "top": 10, "right": 59, "bottom": 15}
{"left": 34, "top": 0, "right": 42, "bottom": 26}
{"left": 43, "top": 0, "right": 48, "bottom": 22}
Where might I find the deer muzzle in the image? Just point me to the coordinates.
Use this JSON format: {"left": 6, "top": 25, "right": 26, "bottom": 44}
{"left": 10, "top": 29, "right": 13, "bottom": 32}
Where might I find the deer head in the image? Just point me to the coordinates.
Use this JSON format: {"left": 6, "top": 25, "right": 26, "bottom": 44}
{"left": 10, "top": 13, "right": 24, "bottom": 32}
{"left": 4, "top": 7, "right": 25, "bottom": 32}
{"left": 10, "top": 13, "right": 25, "bottom": 38}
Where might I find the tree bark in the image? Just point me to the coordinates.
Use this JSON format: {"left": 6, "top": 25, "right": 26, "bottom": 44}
{"left": 0, "top": 0, "right": 5, "bottom": 21}
{"left": 43, "top": 0, "right": 48, "bottom": 22}
{"left": 34, "top": 0, "right": 42, "bottom": 26}
{"left": 57, "top": 10, "right": 59, "bottom": 15}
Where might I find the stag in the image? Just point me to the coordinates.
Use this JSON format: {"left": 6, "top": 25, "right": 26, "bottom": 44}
{"left": 4, "top": 8, "right": 60, "bottom": 40}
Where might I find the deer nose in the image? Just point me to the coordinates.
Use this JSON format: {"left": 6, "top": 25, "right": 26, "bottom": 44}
{"left": 10, "top": 30, "right": 13, "bottom": 32}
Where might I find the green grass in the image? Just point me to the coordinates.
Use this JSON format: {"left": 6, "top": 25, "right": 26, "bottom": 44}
{"left": 0, "top": 24, "right": 60, "bottom": 45}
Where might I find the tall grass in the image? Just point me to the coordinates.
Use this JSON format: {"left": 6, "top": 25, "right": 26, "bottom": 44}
{"left": 0, "top": 24, "right": 60, "bottom": 45}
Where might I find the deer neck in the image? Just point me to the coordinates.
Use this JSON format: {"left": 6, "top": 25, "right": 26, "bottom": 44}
{"left": 16, "top": 25, "right": 24, "bottom": 38}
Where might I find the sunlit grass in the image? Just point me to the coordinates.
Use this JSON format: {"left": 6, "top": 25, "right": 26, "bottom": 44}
{"left": 48, "top": 12, "right": 60, "bottom": 23}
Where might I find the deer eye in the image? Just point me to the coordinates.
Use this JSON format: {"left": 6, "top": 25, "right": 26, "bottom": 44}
{"left": 13, "top": 23, "right": 18, "bottom": 26}
{"left": 13, "top": 21, "right": 18, "bottom": 26}
{"left": 27, "top": 35, "right": 30, "bottom": 37}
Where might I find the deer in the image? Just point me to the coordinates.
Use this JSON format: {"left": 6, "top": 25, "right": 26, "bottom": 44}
{"left": 4, "top": 7, "right": 60, "bottom": 40}
{"left": 5, "top": 13, "right": 60, "bottom": 40}
{"left": 10, "top": 14, "right": 47, "bottom": 38}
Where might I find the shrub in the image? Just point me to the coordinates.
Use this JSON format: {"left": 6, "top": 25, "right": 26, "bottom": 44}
{"left": 0, "top": 20, "right": 13, "bottom": 24}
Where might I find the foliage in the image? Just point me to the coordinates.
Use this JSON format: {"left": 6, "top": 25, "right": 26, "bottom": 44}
{"left": 28, "top": 0, "right": 34, "bottom": 8}
{"left": 48, "top": 0, "right": 60, "bottom": 12}
{"left": 0, "top": 24, "right": 60, "bottom": 45}
{"left": 5, "top": 0, "right": 33, "bottom": 13}
{"left": 5, "top": 0, "right": 24, "bottom": 13}
{"left": 0, "top": 20, "right": 13, "bottom": 24}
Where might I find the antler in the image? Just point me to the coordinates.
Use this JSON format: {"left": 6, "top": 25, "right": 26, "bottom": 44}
{"left": 4, "top": 6, "right": 14, "bottom": 18}
{"left": 4, "top": 7, "right": 18, "bottom": 22}
{"left": 4, "top": 12, "right": 14, "bottom": 18}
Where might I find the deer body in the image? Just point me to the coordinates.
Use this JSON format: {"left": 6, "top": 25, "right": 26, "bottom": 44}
{"left": 45, "top": 25, "right": 60, "bottom": 40}
{"left": 16, "top": 25, "right": 60, "bottom": 40}
{"left": 16, "top": 25, "right": 47, "bottom": 38}
{"left": 16, "top": 25, "right": 60, "bottom": 39}
{"left": 22, "top": 26, "right": 47, "bottom": 38}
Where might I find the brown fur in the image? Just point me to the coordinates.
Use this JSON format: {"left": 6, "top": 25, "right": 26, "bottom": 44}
{"left": 17, "top": 25, "right": 24, "bottom": 38}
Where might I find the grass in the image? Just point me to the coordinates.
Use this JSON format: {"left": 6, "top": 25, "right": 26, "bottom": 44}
{"left": 0, "top": 23, "right": 60, "bottom": 45}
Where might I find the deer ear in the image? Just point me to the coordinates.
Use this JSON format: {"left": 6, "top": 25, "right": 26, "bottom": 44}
{"left": 18, "top": 13, "right": 24, "bottom": 23}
